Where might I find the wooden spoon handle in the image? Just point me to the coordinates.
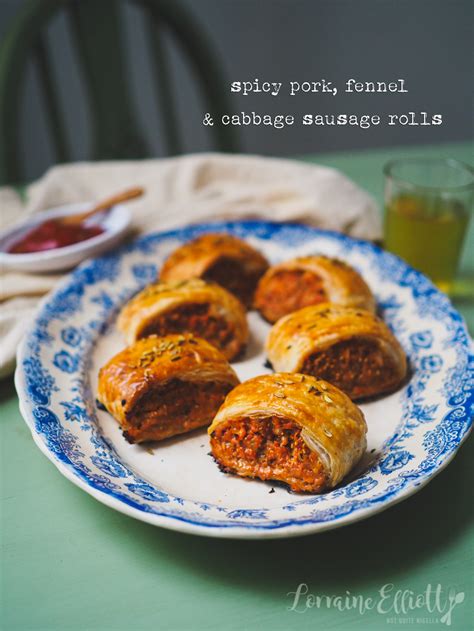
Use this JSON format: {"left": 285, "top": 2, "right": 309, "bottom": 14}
{"left": 61, "top": 187, "right": 144, "bottom": 225}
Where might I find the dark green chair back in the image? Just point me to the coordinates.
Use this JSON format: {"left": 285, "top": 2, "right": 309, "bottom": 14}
{"left": 0, "top": 0, "right": 238, "bottom": 185}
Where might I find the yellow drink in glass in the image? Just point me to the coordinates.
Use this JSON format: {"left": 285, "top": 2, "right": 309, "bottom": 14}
{"left": 383, "top": 159, "right": 473, "bottom": 294}
{"left": 385, "top": 195, "right": 469, "bottom": 292}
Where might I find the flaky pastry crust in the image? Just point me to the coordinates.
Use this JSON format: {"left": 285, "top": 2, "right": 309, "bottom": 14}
{"left": 117, "top": 278, "right": 248, "bottom": 360}
{"left": 98, "top": 334, "right": 239, "bottom": 442}
{"left": 255, "top": 255, "right": 375, "bottom": 322}
{"left": 266, "top": 304, "right": 407, "bottom": 399}
{"left": 160, "top": 233, "right": 269, "bottom": 307}
{"left": 209, "top": 373, "right": 367, "bottom": 489}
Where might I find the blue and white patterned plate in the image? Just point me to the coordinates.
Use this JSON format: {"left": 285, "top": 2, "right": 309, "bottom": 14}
{"left": 15, "top": 221, "right": 473, "bottom": 538}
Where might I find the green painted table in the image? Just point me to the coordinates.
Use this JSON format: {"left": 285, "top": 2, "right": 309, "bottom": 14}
{"left": 1, "top": 142, "right": 473, "bottom": 631}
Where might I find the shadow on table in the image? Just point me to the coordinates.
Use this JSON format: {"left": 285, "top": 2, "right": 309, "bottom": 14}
{"left": 109, "top": 434, "right": 473, "bottom": 596}
{"left": 0, "top": 376, "right": 15, "bottom": 404}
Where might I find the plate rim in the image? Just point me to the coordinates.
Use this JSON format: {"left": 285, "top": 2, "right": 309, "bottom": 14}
{"left": 15, "top": 220, "right": 474, "bottom": 539}
{"left": 15, "top": 391, "right": 472, "bottom": 539}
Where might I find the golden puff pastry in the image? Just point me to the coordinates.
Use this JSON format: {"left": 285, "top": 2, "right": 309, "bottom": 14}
{"left": 97, "top": 334, "right": 239, "bottom": 443}
{"left": 117, "top": 278, "right": 249, "bottom": 361}
{"left": 254, "top": 255, "right": 376, "bottom": 323}
{"left": 208, "top": 373, "right": 367, "bottom": 493}
{"left": 160, "top": 233, "right": 269, "bottom": 308}
{"left": 266, "top": 304, "right": 407, "bottom": 400}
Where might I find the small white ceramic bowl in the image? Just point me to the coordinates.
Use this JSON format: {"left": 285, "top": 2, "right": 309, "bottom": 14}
{"left": 0, "top": 202, "right": 131, "bottom": 273}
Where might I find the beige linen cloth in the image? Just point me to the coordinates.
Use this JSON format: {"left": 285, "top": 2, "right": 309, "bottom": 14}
{"left": 0, "top": 152, "right": 381, "bottom": 377}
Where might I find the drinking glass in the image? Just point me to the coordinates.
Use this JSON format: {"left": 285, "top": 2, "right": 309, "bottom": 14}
{"left": 384, "top": 158, "right": 473, "bottom": 293}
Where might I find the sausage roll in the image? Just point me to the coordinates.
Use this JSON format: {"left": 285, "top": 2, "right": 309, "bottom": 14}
{"left": 254, "top": 255, "right": 375, "bottom": 323}
{"left": 117, "top": 278, "right": 248, "bottom": 361}
{"left": 160, "top": 233, "right": 269, "bottom": 308}
{"left": 266, "top": 304, "right": 407, "bottom": 400}
{"left": 97, "top": 334, "right": 239, "bottom": 443}
{"left": 208, "top": 373, "right": 367, "bottom": 493}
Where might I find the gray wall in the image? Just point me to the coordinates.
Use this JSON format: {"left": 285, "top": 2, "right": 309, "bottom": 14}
{"left": 1, "top": 0, "right": 473, "bottom": 181}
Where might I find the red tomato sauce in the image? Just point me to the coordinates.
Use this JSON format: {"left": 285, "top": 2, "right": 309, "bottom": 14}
{"left": 8, "top": 219, "right": 104, "bottom": 254}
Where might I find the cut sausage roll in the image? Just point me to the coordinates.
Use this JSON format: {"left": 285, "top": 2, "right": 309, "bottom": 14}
{"left": 118, "top": 278, "right": 248, "bottom": 361}
{"left": 266, "top": 304, "right": 407, "bottom": 400}
{"left": 254, "top": 255, "right": 375, "bottom": 323}
{"left": 209, "top": 373, "right": 367, "bottom": 493}
{"left": 160, "top": 233, "right": 269, "bottom": 308}
{"left": 97, "top": 334, "right": 239, "bottom": 443}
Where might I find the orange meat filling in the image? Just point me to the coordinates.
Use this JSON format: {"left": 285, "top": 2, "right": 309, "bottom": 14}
{"left": 123, "top": 379, "right": 233, "bottom": 443}
{"left": 256, "top": 270, "right": 327, "bottom": 323}
{"left": 302, "top": 336, "right": 399, "bottom": 400}
{"left": 210, "top": 416, "right": 328, "bottom": 493}
{"left": 138, "top": 303, "right": 241, "bottom": 360}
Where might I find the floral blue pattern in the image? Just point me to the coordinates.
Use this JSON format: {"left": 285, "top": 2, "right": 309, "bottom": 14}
{"left": 15, "top": 221, "right": 473, "bottom": 536}
{"left": 53, "top": 350, "right": 80, "bottom": 374}
{"left": 409, "top": 330, "right": 433, "bottom": 349}
{"left": 131, "top": 263, "right": 158, "bottom": 283}
{"left": 125, "top": 483, "right": 170, "bottom": 503}
{"left": 379, "top": 451, "right": 414, "bottom": 474}
{"left": 344, "top": 477, "right": 378, "bottom": 497}
{"left": 23, "top": 357, "right": 57, "bottom": 405}
{"left": 61, "top": 326, "right": 83, "bottom": 347}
